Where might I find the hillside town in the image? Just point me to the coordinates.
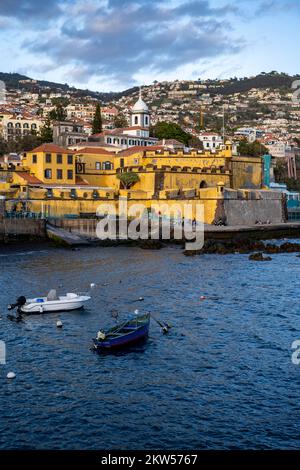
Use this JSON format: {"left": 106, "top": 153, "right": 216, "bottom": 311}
{"left": 0, "top": 71, "right": 300, "bottom": 225}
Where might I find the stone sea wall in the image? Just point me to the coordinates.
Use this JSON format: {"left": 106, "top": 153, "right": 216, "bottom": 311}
{"left": 222, "top": 189, "right": 285, "bottom": 226}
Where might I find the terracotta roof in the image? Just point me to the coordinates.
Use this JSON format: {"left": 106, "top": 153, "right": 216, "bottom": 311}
{"left": 75, "top": 176, "right": 89, "bottom": 185}
{"left": 17, "top": 172, "right": 43, "bottom": 184}
{"left": 75, "top": 148, "right": 115, "bottom": 156}
{"left": 117, "top": 145, "right": 164, "bottom": 156}
{"left": 29, "top": 143, "right": 74, "bottom": 154}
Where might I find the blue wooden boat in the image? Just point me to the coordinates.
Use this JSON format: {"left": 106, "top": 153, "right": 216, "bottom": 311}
{"left": 93, "top": 313, "right": 150, "bottom": 351}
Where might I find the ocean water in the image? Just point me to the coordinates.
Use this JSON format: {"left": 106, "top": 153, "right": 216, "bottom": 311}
{"left": 0, "top": 243, "right": 300, "bottom": 450}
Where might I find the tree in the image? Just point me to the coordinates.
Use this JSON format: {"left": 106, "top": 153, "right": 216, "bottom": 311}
{"left": 0, "top": 137, "right": 8, "bottom": 156}
{"left": 92, "top": 102, "right": 103, "bottom": 134}
{"left": 117, "top": 172, "right": 140, "bottom": 189}
{"left": 40, "top": 117, "right": 53, "bottom": 143}
{"left": 151, "top": 121, "right": 190, "bottom": 146}
{"left": 113, "top": 113, "right": 128, "bottom": 128}
{"left": 237, "top": 139, "right": 268, "bottom": 157}
{"left": 188, "top": 136, "right": 203, "bottom": 150}
{"left": 49, "top": 104, "right": 67, "bottom": 121}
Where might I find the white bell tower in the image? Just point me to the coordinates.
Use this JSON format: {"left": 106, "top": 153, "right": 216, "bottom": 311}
{"left": 131, "top": 87, "right": 150, "bottom": 130}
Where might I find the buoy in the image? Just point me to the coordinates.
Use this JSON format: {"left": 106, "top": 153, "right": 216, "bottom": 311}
{"left": 90, "top": 283, "right": 96, "bottom": 288}
{"left": 56, "top": 320, "right": 63, "bottom": 328}
{"left": 134, "top": 309, "right": 139, "bottom": 315}
{"left": 7, "top": 372, "right": 16, "bottom": 380}
{"left": 200, "top": 296, "right": 206, "bottom": 300}
{"left": 138, "top": 297, "right": 144, "bottom": 301}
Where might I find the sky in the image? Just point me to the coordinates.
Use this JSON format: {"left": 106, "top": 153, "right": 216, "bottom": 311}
{"left": 0, "top": 0, "right": 299, "bottom": 92}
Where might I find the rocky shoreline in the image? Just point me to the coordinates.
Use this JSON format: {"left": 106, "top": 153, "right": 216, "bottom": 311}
{"left": 184, "top": 240, "right": 300, "bottom": 257}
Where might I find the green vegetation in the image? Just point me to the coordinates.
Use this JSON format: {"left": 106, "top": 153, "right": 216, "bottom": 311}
{"left": 237, "top": 139, "right": 268, "bottom": 157}
{"left": 117, "top": 172, "right": 140, "bottom": 189}
{"left": 49, "top": 104, "right": 67, "bottom": 121}
{"left": 113, "top": 113, "right": 128, "bottom": 128}
{"left": 92, "top": 103, "right": 103, "bottom": 134}
{"left": 0, "top": 134, "right": 42, "bottom": 155}
{"left": 151, "top": 121, "right": 190, "bottom": 146}
{"left": 40, "top": 117, "right": 53, "bottom": 143}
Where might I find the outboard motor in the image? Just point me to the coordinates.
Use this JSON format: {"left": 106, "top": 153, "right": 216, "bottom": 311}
{"left": 8, "top": 296, "right": 27, "bottom": 312}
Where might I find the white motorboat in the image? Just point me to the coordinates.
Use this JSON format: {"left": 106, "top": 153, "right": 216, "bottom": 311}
{"left": 8, "top": 288, "right": 92, "bottom": 314}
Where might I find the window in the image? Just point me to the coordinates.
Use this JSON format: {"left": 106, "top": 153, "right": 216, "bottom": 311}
{"left": 107, "top": 137, "right": 112, "bottom": 144}
{"left": 145, "top": 116, "right": 148, "bottom": 125}
{"left": 44, "top": 169, "right": 52, "bottom": 179}
{"left": 57, "top": 169, "right": 63, "bottom": 180}
{"left": 57, "top": 154, "right": 62, "bottom": 164}
{"left": 67, "top": 154, "right": 73, "bottom": 165}
{"left": 31, "top": 124, "right": 37, "bottom": 130}
{"left": 134, "top": 116, "right": 138, "bottom": 125}
{"left": 103, "top": 161, "right": 112, "bottom": 170}
{"left": 7, "top": 122, "right": 13, "bottom": 128}
{"left": 67, "top": 170, "right": 73, "bottom": 180}
{"left": 32, "top": 154, "right": 37, "bottom": 164}
{"left": 23, "top": 123, "right": 29, "bottom": 129}
{"left": 134, "top": 158, "right": 139, "bottom": 165}
{"left": 95, "top": 162, "right": 101, "bottom": 170}
{"left": 15, "top": 123, "right": 21, "bottom": 128}
{"left": 45, "top": 153, "right": 51, "bottom": 163}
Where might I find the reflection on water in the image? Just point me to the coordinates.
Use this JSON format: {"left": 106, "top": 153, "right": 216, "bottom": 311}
{"left": 0, "top": 243, "right": 300, "bottom": 449}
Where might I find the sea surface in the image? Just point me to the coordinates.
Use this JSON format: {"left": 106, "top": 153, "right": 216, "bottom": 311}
{"left": 0, "top": 242, "right": 300, "bottom": 450}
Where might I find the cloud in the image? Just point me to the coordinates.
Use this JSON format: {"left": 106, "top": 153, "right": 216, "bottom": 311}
{"left": 19, "top": 0, "right": 243, "bottom": 87}
{"left": 0, "top": 0, "right": 69, "bottom": 20}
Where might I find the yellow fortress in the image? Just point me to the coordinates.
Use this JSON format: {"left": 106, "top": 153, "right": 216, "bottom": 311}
{"left": 0, "top": 140, "right": 266, "bottom": 224}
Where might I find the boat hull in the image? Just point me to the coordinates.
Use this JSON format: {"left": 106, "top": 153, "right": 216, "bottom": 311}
{"left": 20, "top": 296, "right": 91, "bottom": 314}
{"left": 93, "top": 316, "right": 150, "bottom": 351}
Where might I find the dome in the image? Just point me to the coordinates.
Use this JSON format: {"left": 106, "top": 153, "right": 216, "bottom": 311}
{"left": 131, "top": 88, "right": 149, "bottom": 112}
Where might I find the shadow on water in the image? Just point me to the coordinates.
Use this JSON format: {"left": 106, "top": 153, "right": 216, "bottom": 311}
{"left": 1, "top": 244, "right": 300, "bottom": 450}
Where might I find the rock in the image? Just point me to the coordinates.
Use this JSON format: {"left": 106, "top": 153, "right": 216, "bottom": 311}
{"left": 249, "top": 252, "right": 272, "bottom": 262}
{"left": 279, "top": 242, "right": 300, "bottom": 253}
{"left": 264, "top": 244, "right": 281, "bottom": 254}
{"left": 139, "top": 240, "right": 163, "bottom": 250}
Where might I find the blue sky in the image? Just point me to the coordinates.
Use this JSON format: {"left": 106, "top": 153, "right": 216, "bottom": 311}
{"left": 0, "top": 0, "right": 299, "bottom": 91}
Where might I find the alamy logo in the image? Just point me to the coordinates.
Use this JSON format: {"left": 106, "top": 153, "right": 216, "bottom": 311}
{"left": 291, "top": 340, "right": 300, "bottom": 365}
{"left": 292, "top": 80, "right": 300, "bottom": 104}
{"left": 0, "top": 81, "right": 6, "bottom": 104}
{"left": 0, "top": 340, "right": 6, "bottom": 365}
{"left": 96, "top": 198, "right": 204, "bottom": 251}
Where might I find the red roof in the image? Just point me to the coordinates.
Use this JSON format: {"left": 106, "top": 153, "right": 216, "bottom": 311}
{"left": 75, "top": 147, "right": 115, "bottom": 156}
{"left": 29, "top": 143, "right": 74, "bottom": 154}
{"left": 17, "top": 172, "right": 43, "bottom": 184}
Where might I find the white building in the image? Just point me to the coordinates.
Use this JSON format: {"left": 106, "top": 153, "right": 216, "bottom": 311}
{"left": 199, "top": 132, "right": 223, "bottom": 151}
{"left": 89, "top": 88, "right": 158, "bottom": 149}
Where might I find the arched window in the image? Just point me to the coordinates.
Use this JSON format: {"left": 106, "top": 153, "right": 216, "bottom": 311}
{"left": 15, "top": 123, "right": 21, "bottom": 128}
{"left": 31, "top": 123, "right": 37, "bottom": 130}
{"left": 107, "top": 137, "right": 112, "bottom": 144}
{"left": 200, "top": 181, "right": 208, "bottom": 188}
{"left": 7, "top": 122, "right": 13, "bottom": 128}
{"left": 23, "top": 123, "right": 29, "bottom": 129}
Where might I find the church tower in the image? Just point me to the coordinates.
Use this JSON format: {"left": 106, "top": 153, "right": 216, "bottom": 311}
{"left": 131, "top": 87, "right": 150, "bottom": 131}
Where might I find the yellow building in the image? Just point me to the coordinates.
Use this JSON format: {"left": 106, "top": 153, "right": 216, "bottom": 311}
{"left": 23, "top": 143, "right": 76, "bottom": 185}
{"left": 0, "top": 139, "right": 265, "bottom": 223}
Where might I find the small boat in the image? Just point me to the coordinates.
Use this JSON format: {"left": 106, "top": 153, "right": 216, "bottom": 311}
{"left": 93, "top": 312, "right": 150, "bottom": 351}
{"left": 8, "top": 290, "right": 91, "bottom": 314}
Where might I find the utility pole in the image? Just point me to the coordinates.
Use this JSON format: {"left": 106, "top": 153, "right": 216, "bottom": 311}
{"left": 222, "top": 104, "right": 225, "bottom": 144}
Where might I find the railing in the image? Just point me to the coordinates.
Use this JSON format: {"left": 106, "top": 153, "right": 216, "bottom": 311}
{"left": 4, "top": 211, "right": 45, "bottom": 219}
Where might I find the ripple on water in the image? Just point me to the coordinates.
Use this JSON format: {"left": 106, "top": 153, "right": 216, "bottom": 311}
{"left": 0, "top": 245, "right": 300, "bottom": 449}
